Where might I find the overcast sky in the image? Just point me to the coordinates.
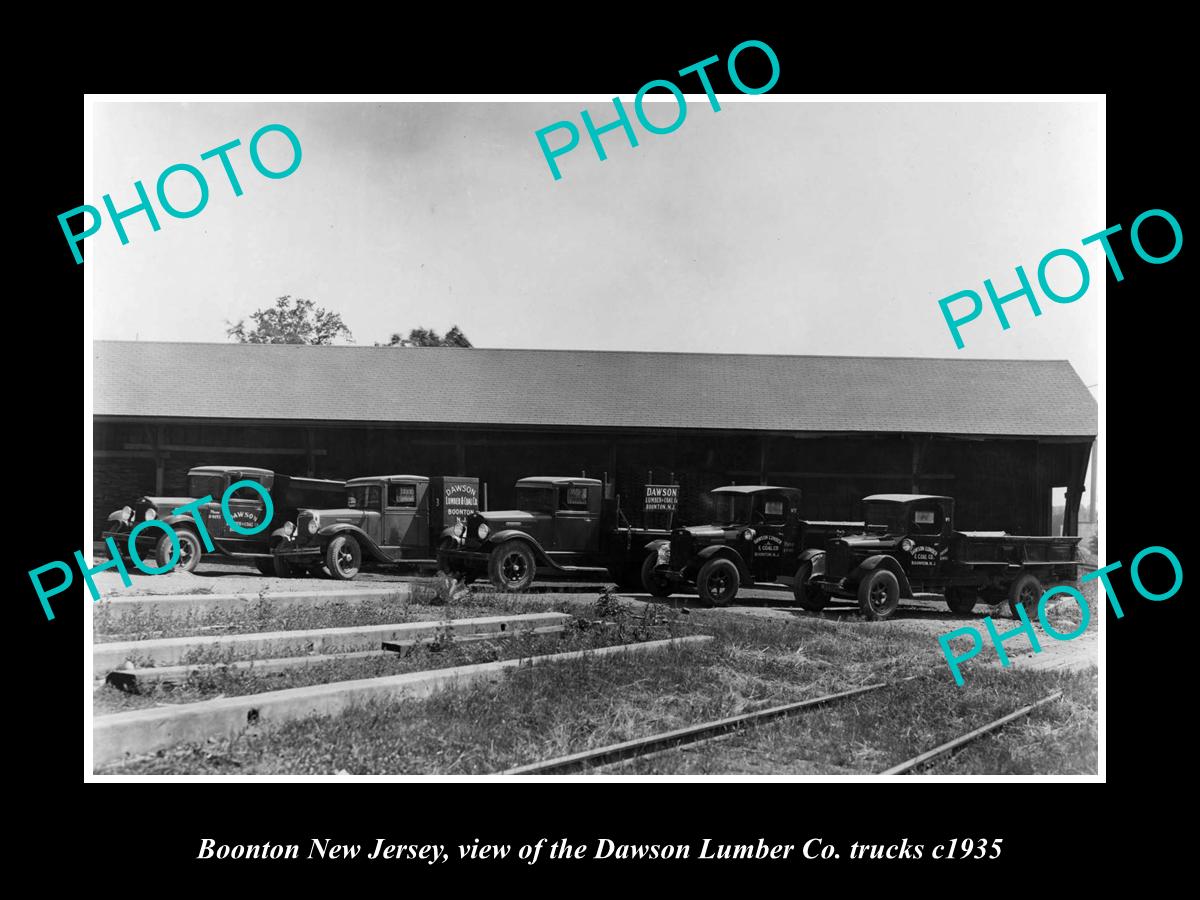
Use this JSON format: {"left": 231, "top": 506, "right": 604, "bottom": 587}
{"left": 90, "top": 99, "right": 1100, "bottom": 388}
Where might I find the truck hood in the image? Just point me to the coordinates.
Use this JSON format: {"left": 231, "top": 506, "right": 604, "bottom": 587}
{"left": 836, "top": 534, "right": 898, "bottom": 552}
{"left": 676, "top": 525, "right": 728, "bottom": 539}
{"left": 304, "top": 508, "right": 366, "bottom": 525}
{"left": 139, "top": 496, "right": 198, "bottom": 511}
{"left": 478, "top": 510, "right": 537, "bottom": 524}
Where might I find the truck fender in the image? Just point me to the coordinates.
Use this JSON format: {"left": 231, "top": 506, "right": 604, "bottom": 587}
{"left": 695, "top": 545, "right": 753, "bottom": 584}
{"left": 644, "top": 538, "right": 669, "bottom": 554}
{"left": 317, "top": 523, "right": 391, "bottom": 563}
{"left": 851, "top": 554, "right": 914, "bottom": 599}
{"left": 797, "top": 548, "right": 826, "bottom": 577}
{"left": 159, "top": 513, "right": 202, "bottom": 535}
{"left": 485, "top": 530, "right": 554, "bottom": 567}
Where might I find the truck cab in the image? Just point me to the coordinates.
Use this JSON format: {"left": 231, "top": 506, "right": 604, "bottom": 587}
{"left": 443, "top": 477, "right": 622, "bottom": 590}
{"left": 275, "top": 475, "right": 479, "bottom": 579}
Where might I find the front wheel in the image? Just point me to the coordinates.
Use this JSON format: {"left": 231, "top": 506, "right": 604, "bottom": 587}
{"left": 857, "top": 568, "right": 900, "bottom": 621}
{"left": 640, "top": 553, "right": 673, "bottom": 598}
{"left": 792, "top": 560, "right": 827, "bottom": 611}
{"left": 325, "top": 535, "right": 362, "bottom": 580}
{"left": 156, "top": 528, "right": 202, "bottom": 573}
{"left": 946, "top": 587, "right": 978, "bottom": 614}
{"left": 488, "top": 541, "right": 536, "bottom": 592}
{"left": 696, "top": 558, "right": 740, "bottom": 608}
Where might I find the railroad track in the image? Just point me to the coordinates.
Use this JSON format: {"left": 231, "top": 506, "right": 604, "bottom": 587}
{"left": 504, "top": 679, "right": 1064, "bottom": 775}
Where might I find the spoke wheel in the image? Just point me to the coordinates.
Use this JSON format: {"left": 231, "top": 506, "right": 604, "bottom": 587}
{"left": 324, "top": 535, "right": 362, "bottom": 580}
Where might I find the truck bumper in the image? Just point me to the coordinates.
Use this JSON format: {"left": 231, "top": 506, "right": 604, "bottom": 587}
{"left": 274, "top": 543, "right": 324, "bottom": 561}
{"left": 813, "top": 575, "right": 850, "bottom": 594}
{"left": 439, "top": 548, "right": 490, "bottom": 570}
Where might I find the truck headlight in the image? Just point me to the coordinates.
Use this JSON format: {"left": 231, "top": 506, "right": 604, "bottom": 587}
{"left": 477, "top": 522, "right": 490, "bottom": 540}
{"left": 900, "top": 538, "right": 914, "bottom": 552}
{"left": 144, "top": 508, "right": 157, "bottom": 520}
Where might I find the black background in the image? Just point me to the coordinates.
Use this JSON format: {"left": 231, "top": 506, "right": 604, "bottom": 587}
{"left": 14, "top": 20, "right": 1188, "bottom": 887}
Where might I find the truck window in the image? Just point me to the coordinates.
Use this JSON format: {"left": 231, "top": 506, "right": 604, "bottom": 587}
{"left": 760, "top": 498, "right": 786, "bottom": 522}
{"left": 389, "top": 483, "right": 417, "bottom": 507}
{"left": 515, "top": 486, "right": 555, "bottom": 514}
{"left": 188, "top": 474, "right": 227, "bottom": 498}
{"left": 346, "top": 485, "right": 381, "bottom": 511}
{"left": 562, "top": 486, "right": 590, "bottom": 509}
{"left": 911, "top": 507, "right": 942, "bottom": 534}
{"left": 864, "top": 501, "right": 908, "bottom": 534}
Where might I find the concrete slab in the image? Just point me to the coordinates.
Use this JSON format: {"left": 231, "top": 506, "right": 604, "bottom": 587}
{"left": 93, "top": 586, "right": 412, "bottom": 618}
{"left": 93, "top": 612, "right": 573, "bottom": 672}
{"left": 94, "top": 635, "right": 712, "bottom": 769}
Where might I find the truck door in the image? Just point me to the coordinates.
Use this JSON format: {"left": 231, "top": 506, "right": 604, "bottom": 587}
{"left": 219, "top": 472, "right": 274, "bottom": 539}
{"left": 750, "top": 493, "right": 789, "bottom": 582}
{"left": 906, "top": 500, "right": 949, "bottom": 576}
{"left": 383, "top": 481, "right": 428, "bottom": 558}
{"left": 553, "top": 483, "right": 600, "bottom": 556}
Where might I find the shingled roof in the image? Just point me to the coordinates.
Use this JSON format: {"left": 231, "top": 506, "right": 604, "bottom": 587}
{"left": 93, "top": 341, "right": 1097, "bottom": 438}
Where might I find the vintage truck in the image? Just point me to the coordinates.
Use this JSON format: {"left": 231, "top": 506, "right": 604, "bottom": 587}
{"left": 271, "top": 474, "right": 480, "bottom": 579}
{"left": 437, "top": 476, "right": 672, "bottom": 591}
{"left": 102, "top": 466, "right": 345, "bottom": 574}
{"left": 647, "top": 485, "right": 870, "bottom": 607}
{"left": 796, "top": 493, "right": 1083, "bottom": 621}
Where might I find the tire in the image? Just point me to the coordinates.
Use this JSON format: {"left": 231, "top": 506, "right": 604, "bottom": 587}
{"left": 857, "top": 568, "right": 900, "bottom": 621}
{"left": 696, "top": 558, "right": 740, "bottom": 608}
{"left": 488, "top": 540, "right": 536, "bottom": 592}
{"left": 325, "top": 534, "right": 362, "bottom": 581}
{"left": 1007, "top": 573, "right": 1044, "bottom": 619}
{"left": 793, "top": 560, "right": 827, "bottom": 611}
{"left": 273, "top": 554, "right": 298, "bottom": 578}
{"left": 946, "top": 587, "right": 977, "bottom": 614}
{"left": 641, "top": 553, "right": 673, "bottom": 598}
{"left": 156, "top": 528, "right": 201, "bottom": 573}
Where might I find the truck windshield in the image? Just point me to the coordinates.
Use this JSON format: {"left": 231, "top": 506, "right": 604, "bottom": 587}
{"left": 515, "top": 486, "right": 556, "bottom": 513}
{"left": 864, "top": 501, "right": 907, "bottom": 534}
{"left": 188, "top": 474, "right": 226, "bottom": 499}
{"left": 704, "top": 492, "right": 752, "bottom": 525}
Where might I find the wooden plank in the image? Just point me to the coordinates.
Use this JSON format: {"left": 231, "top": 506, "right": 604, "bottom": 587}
{"left": 93, "top": 613, "right": 573, "bottom": 672}
{"left": 93, "top": 636, "right": 712, "bottom": 768}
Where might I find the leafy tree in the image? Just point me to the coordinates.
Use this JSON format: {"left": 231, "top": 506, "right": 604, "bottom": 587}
{"left": 226, "top": 296, "right": 353, "bottom": 345}
{"left": 378, "top": 325, "right": 473, "bottom": 348}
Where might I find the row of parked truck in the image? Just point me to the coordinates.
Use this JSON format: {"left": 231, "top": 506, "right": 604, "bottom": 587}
{"left": 103, "top": 465, "right": 1082, "bottom": 622}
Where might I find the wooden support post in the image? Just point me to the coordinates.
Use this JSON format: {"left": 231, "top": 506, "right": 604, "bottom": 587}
{"left": 153, "top": 425, "right": 165, "bottom": 495}
{"left": 910, "top": 435, "right": 928, "bottom": 494}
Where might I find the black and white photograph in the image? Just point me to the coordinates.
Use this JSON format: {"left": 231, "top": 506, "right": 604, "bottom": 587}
{"left": 75, "top": 92, "right": 1110, "bottom": 781}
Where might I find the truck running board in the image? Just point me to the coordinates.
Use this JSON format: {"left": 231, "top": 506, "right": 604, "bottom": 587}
{"left": 553, "top": 565, "right": 613, "bottom": 574}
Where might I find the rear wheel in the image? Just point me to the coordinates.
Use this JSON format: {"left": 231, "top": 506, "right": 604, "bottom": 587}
{"left": 641, "top": 553, "right": 673, "bottom": 598}
{"left": 488, "top": 541, "right": 536, "bottom": 592}
{"left": 696, "top": 558, "right": 740, "bottom": 607}
{"left": 946, "top": 587, "right": 978, "bottom": 614}
{"left": 792, "top": 559, "right": 827, "bottom": 611}
{"left": 1007, "top": 573, "right": 1044, "bottom": 619}
{"left": 857, "top": 569, "right": 900, "bottom": 621}
{"left": 156, "top": 528, "right": 201, "bottom": 573}
{"left": 325, "top": 535, "right": 362, "bottom": 580}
